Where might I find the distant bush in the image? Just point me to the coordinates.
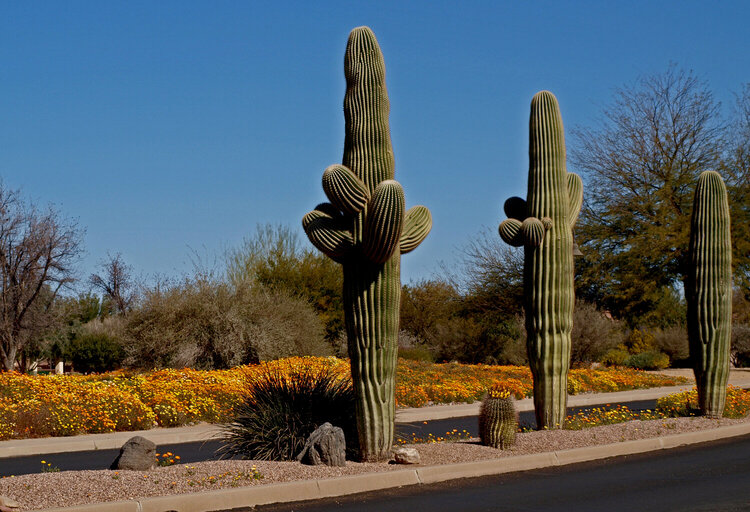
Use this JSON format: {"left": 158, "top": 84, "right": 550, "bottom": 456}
{"left": 397, "top": 330, "right": 435, "bottom": 362}
{"left": 624, "top": 329, "right": 656, "bottom": 354}
{"left": 70, "top": 331, "right": 125, "bottom": 374}
{"left": 652, "top": 325, "right": 689, "bottom": 367}
{"left": 122, "top": 276, "right": 331, "bottom": 369}
{"left": 732, "top": 323, "right": 750, "bottom": 368}
{"left": 601, "top": 347, "right": 629, "bottom": 367}
{"left": 623, "top": 350, "right": 669, "bottom": 370}
{"left": 570, "top": 302, "right": 622, "bottom": 365}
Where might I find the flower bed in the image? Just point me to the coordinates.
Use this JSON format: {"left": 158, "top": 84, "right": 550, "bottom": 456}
{"left": 0, "top": 357, "right": 688, "bottom": 440}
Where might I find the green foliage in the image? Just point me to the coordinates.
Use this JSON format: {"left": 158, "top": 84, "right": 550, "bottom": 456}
{"left": 227, "top": 224, "right": 344, "bottom": 344}
{"left": 625, "top": 329, "right": 656, "bottom": 354}
{"left": 70, "top": 331, "right": 125, "bottom": 373}
{"left": 571, "top": 65, "right": 749, "bottom": 327}
{"left": 623, "top": 351, "right": 670, "bottom": 371}
{"left": 218, "top": 366, "right": 356, "bottom": 461}
{"left": 601, "top": 347, "right": 630, "bottom": 367}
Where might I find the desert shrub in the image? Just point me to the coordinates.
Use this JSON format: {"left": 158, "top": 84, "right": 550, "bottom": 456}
{"left": 397, "top": 330, "right": 435, "bottom": 362}
{"left": 652, "top": 324, "right": 690, "bottom": 367}
{"left": 623, "top": 350, "right": 669, "bottom": 370}
{"left": 398, "top": 346, "right": 435, "bottom": 362}
{"left": 226, "top": 224, "right": 344, "bottom": 345}
{"left": 122, "top": 276, "right": 330, "bottom": 369}
{"left": 218, "top": 365, "right": 357, "bottom": 461}
{"left": 731, "top": 323, "right": 750, "bottom": 367}
{"left": 69, "top": 331, "right": 125, "bottom": 374}
{"left": 601, "top": 347, "right": 629, "bottom": 366}
{"left": 624, "top": 329, "right": 656, "bottom": 354}
{"left": 570, "top": 302, "right": 622, "bottom": 364}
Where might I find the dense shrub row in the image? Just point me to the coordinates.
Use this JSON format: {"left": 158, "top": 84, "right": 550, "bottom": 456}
{"left": 0, "top": 357, "right": 688, "bottom": 440}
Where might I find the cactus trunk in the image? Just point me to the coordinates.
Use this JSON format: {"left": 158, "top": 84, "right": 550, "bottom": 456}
{"left": 302, "top": 27, "right": 431, "bottom": 461}
{"left": 499, "top": 91, "right": 581, "bottom": 429}
{"left": 344, "top": 256, "right": 400, "bottom": 459}
{"left": 687, "top": 171, "right": 732, "bottom": 418}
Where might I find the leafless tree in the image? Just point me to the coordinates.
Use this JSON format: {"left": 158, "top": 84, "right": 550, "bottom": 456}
{"left": 0, "top": 185, "right": 82, "bottom": 371}
{"left": 90, "top": 253, "right": 135, "bottom": 314}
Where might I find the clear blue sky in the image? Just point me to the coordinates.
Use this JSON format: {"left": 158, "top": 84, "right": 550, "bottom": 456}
{"left": 2, "top": 1, "right": 748, "bottom": 287}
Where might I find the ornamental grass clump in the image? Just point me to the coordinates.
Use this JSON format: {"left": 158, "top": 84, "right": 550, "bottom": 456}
{"left": 218, "top": 365, "right": 357, "bottom": 461}
{"left": 479, "top": 384, "right": 518, "bottom": 449}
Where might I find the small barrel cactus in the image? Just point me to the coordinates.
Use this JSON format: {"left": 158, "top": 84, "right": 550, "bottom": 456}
{"left": 302, "top": 27, "right": 431, "bottom": 461}
{"left": 498, "top": 91, "right": 582, "bottom": 429}
{"left": 687, "top": 170, "right": 732, "bottom": 418}
{"left": 479, "top": 384, "right": 518, "bottom": 449}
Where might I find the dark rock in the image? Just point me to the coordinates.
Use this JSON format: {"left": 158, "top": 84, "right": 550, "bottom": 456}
{"left": 296, "top": 422, "right": 346, "bottom": 466}
{"left": 110, "top": 436, "right": 156, "bottom": 470}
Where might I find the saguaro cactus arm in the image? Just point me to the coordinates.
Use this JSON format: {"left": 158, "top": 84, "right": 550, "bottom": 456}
{"left": 362, "top": 180, "right": 405, "bottom": 264}
{"left": 322, "top": 164, "right": 371, "bottom": 215}
{"left": 302, "top": 206, "right": 353, "bottom": 262}
{"left": 400, "top": 206, "right": 432, "bottom": 254}
{"left": 567, "top": 173, "right": 583, "bottom": 227}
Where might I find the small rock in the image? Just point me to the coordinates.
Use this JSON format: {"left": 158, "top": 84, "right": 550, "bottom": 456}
{"left": 393, "top": 447, "right": 420, "bottom": 464}
{"left": 296, "top": 422, "right": 346, "bottom": 466}
{"left": 0, "top": 495, "right": 20, "bottom": 511}
{"left": 110, "top": 435, "right": 156, "bottom": 471}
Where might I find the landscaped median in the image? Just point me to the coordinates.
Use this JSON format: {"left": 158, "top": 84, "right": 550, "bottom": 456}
{"left": 1, "top": 414, "right": 749, "bottom": 512}
{"left": 0, "top": 357, "right": 689, "bottom": 440}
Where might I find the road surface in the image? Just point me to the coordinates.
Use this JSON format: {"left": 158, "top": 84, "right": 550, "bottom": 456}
{"left": 250, "top": 433, "right": 750, "bottom": 512}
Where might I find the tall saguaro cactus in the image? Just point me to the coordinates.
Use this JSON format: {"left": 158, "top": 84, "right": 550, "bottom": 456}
{"left": 687, "top": 170, "right": 732, "bottom": 418}
{"left": 498, "top": 91, "right": 582, "bottom": 429}
{"left": 302, "top": 27, "right": 431, "bottom": 461}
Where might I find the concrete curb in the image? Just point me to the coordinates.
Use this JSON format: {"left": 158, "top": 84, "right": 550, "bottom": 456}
{"left": 32, "top": 420, "right": 750, "bottom": 512}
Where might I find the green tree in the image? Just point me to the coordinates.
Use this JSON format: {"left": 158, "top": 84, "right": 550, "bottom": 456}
{"left": 571, "top": 66, "right": 749, "bottom": 327}
{"left": 227, "top": 224, "right": 344, "bottom": 343}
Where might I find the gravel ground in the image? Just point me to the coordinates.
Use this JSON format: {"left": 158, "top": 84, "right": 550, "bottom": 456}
{"left": 1, "top": 415, "right": 747, "bottom": 511}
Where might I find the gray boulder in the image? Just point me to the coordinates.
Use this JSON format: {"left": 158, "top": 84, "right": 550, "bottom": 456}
{"left": 0, "top": 495, "right": 20, "bottom": 512}
{"left": 296, "top": 422, "right": 346, "bottom": 466}
{"left": 110, "top": 436, "right": 156, "bottom": 470}
{"left": 393, "top": 446, "right": 420, "bottom": 464}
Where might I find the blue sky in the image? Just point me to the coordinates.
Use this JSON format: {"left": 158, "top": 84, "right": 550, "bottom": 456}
{"left": 2, "top": 1, "right": 749, "bottom": 287}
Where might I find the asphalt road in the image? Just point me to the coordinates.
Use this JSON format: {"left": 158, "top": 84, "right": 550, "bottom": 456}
{"left": 251, "top": 433, "right": 750, "bottom": 512}
{"left": 0, "top": 400, "right": 656, "bottom": 477}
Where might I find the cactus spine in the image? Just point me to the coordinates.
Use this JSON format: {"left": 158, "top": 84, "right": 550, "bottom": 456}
{"left": 479, "top": 385, "right": 518, "bottom": 449}
{"left": 498, "top": 91, "right": 582, "bottom": 429}
{"left": 687, "top": 170, "right": 732, "bottom": 418}
{"left": 302, "top": 27, "right": 432, "bottom": 461}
